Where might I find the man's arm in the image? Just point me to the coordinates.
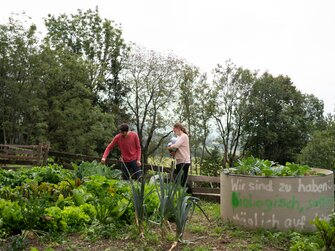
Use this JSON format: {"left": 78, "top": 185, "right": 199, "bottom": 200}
{"left": 135, "top": 133, "right": 142, "bottom": 166}
{"left": 101, "top": 135, "right": 118, "bottom": 164}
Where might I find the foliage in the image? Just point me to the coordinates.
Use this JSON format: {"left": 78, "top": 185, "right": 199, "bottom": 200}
{"left": 298, "top": 115, "right": 335, "bottom": 170}
{"left": 0, "top": 15, "right": 40, "bottom": 144}
{"left": 153, "top": 171, "right": 179, "bottom": 229}
{"left": 0, "top": 169, "right": 17, "bottom": 187}
{"left": 122, "top": 46, "right": 184, "bottom": 163}
{"left": 61, "top": 205, "right": 94, "bottom": 230}
{"left": 226, "top": 156, "right": 316, "bottom": 176}
{"left": 36, "top": 45, "right": 115, "bottom": 155}
{"left": 242, "top": 72, "right": 324, "bottom": 164}
{"left": 0, "top": 164, "right": 73, "bottom": 188}
{"left": 43, "top": 206, "right": 68, "bottom": 232}
{"left": 24, "top": 164, "right": 74, "bottom": 184}
{"left": 201, "top": 146, "right": 223, "bottom": 177}
{"left": 212, "top": 60, "right": 256, "bottom": 167}
{"left": 125, "top": 163, "right": 157, "bottom": 236}
{"left": 73, "top": 160, "right": 123, "bottom": 180}
{"left": 20, "top": 194, "right": 51, "bottom": 231}
{"left": 174, "top": 186, "right": 201, "bottom": 240}
{"left": 312, "top": 215, "right": 335, "bottom": 250}
{"left": 289, "top": 232, "right": 322, "bottom": 251}
{"left": 0, "top": 13, "right": 116, "bottom": 155}
{"left": 83, "top": 175, "right": 131, "bottom": 225}
{"left": 44, "top": 7, "right": 130, "bottom": 125}
{"left": 153, "top": 170, "right": 210, "bottom": 241}
{"left": 0, "top": 184, "right": 329, "bottom": 250}
{"left": 0, "top": 199, "right": 23, "bottom": 233}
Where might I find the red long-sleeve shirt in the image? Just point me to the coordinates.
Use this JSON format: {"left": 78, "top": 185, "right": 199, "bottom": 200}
{"left": 102, "top": 131, "right": 141, "bottom": 162}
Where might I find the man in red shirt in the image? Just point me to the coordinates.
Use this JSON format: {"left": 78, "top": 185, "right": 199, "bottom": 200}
{"left": 101, "top": 123, "right": 142, "bottom": 180}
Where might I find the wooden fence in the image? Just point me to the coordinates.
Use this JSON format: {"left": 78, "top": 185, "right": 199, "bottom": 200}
{"left": 0, "top": 143, "right": 50, "bottom": 166}
{"left": 0, "top": 144, "right": 220, "bottom": 202}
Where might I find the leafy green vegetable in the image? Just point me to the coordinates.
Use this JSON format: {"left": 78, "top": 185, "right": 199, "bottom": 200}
{"left": 0, "top": 199, "right": 24, "bottom": 232}
{"left": 227, "top": 157, "right": 316, "bottom": 176}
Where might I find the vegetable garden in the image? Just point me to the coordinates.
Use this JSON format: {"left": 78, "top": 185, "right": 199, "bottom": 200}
{"left": 1, "top": 160, "right": 335, "bottom": 250}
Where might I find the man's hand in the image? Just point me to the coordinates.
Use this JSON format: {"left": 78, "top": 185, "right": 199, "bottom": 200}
{"left": 101, "top": 158, "right": 106, "bottom": 164}
{"left": 136, "top": 160, "right": 141, "bottom": 167}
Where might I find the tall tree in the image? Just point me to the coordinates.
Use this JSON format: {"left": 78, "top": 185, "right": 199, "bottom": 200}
{"left": 212, "top": 60, "right": 255, "bottom": 167}
{"left": 122, "top": 47, "right": 183, "bottom": 163}
{"left": 298, "top": 115, "right": 335, "bottom": 169}
{"left": 36, "top": 45, "right": 115, "bottom": 155}
{"left": 242, "top": 72, "right": 324, "bottom": 164}
{"left": 302, "top": 94, "right": 326, "bottom": 132}
{"left": 44, "top": 8, "right": 130, "bottom": 125}
{"left": 0, "top": 16, "right": 40, "bottom": 144}
{"left": 176, "top": 70, "right": 217, "bottom": 174}
{"left": 175, "top": 65, "right": 201, "bottom": 173}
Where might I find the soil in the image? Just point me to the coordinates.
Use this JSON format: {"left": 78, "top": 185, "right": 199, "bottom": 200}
{"left": 17, "top": 229, "right": 281, "bottom": 251}
{"left": 1, "top": 204, "right": 288, "bottom": 251}
{"left": 1, "top": 218, "right": 287, "bottom": 251}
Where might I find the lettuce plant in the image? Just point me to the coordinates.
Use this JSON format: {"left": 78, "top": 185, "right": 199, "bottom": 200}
{"left": 0, "top": 199, "right": 23, "bottom": 233}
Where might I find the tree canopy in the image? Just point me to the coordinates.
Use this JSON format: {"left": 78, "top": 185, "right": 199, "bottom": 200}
{"left": 0, "top": 10, "right": 329, "bottom": 171}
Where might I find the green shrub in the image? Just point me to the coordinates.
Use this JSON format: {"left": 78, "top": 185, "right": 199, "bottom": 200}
{"left": 201, "top": 146, "right": 223, "bottom": 177}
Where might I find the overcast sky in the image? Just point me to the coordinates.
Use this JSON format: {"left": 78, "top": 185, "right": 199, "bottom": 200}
{"left": 1, "top": 0, "right": 334, "bottom": 113}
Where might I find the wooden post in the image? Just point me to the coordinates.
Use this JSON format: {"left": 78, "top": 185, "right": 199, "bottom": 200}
{"left": 37, "top": 143, "right": 43, "bottom": 166}
{"left": 170, "top": 159, "right": 175, "bottom": 180}
{"left": 42, "top": 143, "right": 50, "bottom": 166}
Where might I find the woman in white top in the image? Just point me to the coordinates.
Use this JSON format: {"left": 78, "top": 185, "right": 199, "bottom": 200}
{"left": 168, "top": 122, "right": 191, "bottom": 193}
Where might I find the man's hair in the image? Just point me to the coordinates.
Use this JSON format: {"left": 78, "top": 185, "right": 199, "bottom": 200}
{"left": 119, "top": 123, "right": 129, "bottom": 132}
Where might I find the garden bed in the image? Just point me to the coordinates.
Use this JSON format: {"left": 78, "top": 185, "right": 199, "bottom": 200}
{"left": 220, "top": 158, "right": 334, "bottom": 231}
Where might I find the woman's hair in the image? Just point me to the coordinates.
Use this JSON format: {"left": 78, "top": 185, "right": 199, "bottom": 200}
{"left": 173, "top": 123, "right": 188, "bottom": 135}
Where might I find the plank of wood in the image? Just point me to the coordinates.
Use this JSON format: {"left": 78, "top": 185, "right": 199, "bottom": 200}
{"left": 0, "top": 159, "right": 39, "bottom": 165}
{"left": 0, "top": 154, "right": 39, "bottom": 160}
{"left": 192, "top": 192, "right": 220, "bottom": 202}
{"left": 192, "top": 187, "right": 220, "bottom": 194}
{"left": 188, "top": 175, "right": 220, "bottom": 183}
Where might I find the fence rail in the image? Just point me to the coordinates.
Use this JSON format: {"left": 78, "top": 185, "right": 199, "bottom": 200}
{"left": 0, "top": 143, "right": 49, "bottom": 166}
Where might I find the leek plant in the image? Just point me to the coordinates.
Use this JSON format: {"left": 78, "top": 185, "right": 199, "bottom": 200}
{"left": 172, "top": 173, "right": 210, "bottom": 241}
{"left": 123, "top": 162, "right": 154, "bottom": 237}
{"left": 154, "top": 168, "right": 210, "bottom": 241}
{"left": 153, "top": 169, "right": 178, "bottom": 235}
